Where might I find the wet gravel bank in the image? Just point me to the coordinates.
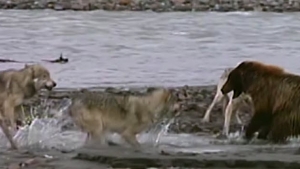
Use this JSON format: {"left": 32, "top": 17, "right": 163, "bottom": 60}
{"left": 75, "top": 145, "right": 300, "bottom": 169}
{"left": 3, "top": 145, "right": 300, "bottom": 169}
{"left": 0, "top": 0, "right": 300, "bottom": 12}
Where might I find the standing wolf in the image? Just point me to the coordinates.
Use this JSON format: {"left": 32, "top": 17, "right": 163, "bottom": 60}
{"left": 0, "top": 64, "right": 56, "bottom": 149}
{"left": 68, "top": 88, "right": 179, "bottom": 148}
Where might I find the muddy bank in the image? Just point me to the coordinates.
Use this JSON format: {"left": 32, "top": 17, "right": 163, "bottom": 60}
{"left": 0, "top": 148, "right": 108, "bottom": 169}
{"left": 75, "top": 145, "right": 300, "bottom": 168}
{"left": 0, "top": 0, "right": 300, "bottom": 12}
{"left": 21, "top": 85, "right": 252, "bottom": 135}
{"left": 2, "top": 145, "right": 300, "bottom": 168}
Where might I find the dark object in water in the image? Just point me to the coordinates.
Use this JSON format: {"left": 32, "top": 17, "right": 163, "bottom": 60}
{"left": 0, "top": 59, "right": 19, "bottom": 63}
{"left": 43, "top": 53, "right": 69, "bottom": 64}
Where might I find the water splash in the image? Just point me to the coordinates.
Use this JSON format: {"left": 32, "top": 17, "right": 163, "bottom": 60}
{"left": 225, "top": 11, "right": 254, "bottom": 16}
{"left": 154, "top": 118, "right": 174, "bottom": 146}
{"left": 0, "top": 99, "right": 86, "bottom": 151}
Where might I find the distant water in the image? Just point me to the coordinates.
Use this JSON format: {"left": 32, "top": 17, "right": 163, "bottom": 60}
{"left": 0, "top": 10, "right": 299, "bottom": 88}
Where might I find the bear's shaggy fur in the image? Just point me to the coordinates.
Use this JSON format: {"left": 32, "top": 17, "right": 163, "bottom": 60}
{"left": 220, "top": 60, "right": 300, "bottom": 143}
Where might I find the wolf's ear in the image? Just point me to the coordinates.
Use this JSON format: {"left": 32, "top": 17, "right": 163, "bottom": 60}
{"left": 24, "top": 64, "right": 35, "bottom": 78}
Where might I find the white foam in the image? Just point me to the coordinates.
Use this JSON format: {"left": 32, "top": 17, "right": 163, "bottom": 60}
{"left": 225, "top": 11, "right": 254, "bottom": 16}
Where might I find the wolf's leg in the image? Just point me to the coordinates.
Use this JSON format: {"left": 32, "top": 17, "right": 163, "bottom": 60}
{"left": 202, "top": 89, "right": 224, "bottom": 122}
{"left": 222, "top": 93, "right": 235, "bottom": 136}
{"left": 97, "top": 132, "right": 109, "bottom": 146}
{"left": 85, "top": 132, "right": 92, "bottom": 145}
{"left": 222, "top": 95, "right": 229, "bottom": 115}
{"left": 121, "top": 130, "right": 140, "bottom": 149}
{"left": 94, "top": 120, "right": 109, "bottom": 146}
{"left": 85, "top": 132, "right": 106, "bottom": 147}
{"left": 0, "top": 116, "right": 17, "bottom": 150}
{"left": 84, "top": 134, "right": 99, "bottom": 148}
{"left": 235, "top": 109, "right": 243, "bottom": 125}
{"left": 85, "top": 128, "right": 108, "bottom": 147}
{"left": 4, "top": 100, "right": 17, "bottom": 133}
{"left": 232, "top": 100, "right": 243, "bottom": 125}
{"left": 20, "top": 105, "right": 26, "bottom": 126}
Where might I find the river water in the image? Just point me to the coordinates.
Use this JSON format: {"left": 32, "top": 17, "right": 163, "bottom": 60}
{"left": 0, "top": 10, "right": 299, "bottom": 88}
{"left": 1, "top": 10, "right": 300, "bottom": 157}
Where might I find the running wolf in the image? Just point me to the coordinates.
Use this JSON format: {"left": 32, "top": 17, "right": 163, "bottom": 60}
{"left": 68, "top": 88, "right": 180, "bottom": 148}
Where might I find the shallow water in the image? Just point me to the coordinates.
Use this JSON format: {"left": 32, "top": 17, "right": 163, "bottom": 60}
{"left": 1, "top": 102, "right": 299, "bottom": 154}
{"left": 0, "top": 10, "right": 300, "bottom": 88}
{"left": 4, "top": 120, "right": 299, "bottom": 154}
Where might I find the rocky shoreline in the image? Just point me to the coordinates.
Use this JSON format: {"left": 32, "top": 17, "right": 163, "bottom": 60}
{"left": 0, "top": 0, "right": 300, "bottom": 12}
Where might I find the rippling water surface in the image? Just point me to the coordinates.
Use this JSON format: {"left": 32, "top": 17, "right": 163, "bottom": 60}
{"left": 0, "top": 10, "right": 299, "bottom": 88}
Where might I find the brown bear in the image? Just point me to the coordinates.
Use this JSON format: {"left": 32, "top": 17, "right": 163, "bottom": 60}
{"left": 220, "top": 60, "right": 300, "bottom": 143}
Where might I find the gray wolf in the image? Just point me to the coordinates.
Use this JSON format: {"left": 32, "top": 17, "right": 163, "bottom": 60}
{"left": 68, "top": 88, "right": 179, "bottom": 149}
{"left": 220, "top": 61, "right": 299, "bottom": 143}
{"left": 202, "top": 68, "right": 253, "bottom": 136}
{"left": 0, "top": 64, "right": 56, "bottom": 149}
